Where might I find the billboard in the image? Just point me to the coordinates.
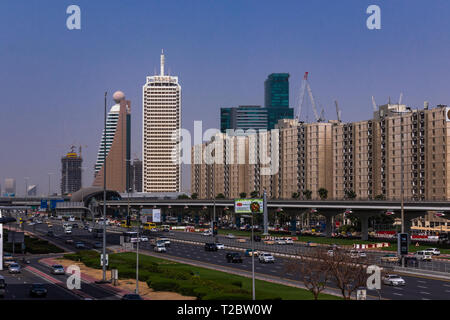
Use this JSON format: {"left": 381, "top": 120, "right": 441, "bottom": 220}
{"left": 234, "top": 199, "right": 263, "bottom": 214}
{"left": 141, "top": 209, "right": 161, "bottom": 223}
{"left": 40, "top": 200, "right": 48, "bottom": 209}
{"left": 152, "top": 209, "right": 161, "bottom": 223}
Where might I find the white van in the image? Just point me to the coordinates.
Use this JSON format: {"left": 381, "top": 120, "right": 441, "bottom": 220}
{"left": 414, "top": 251, "right": 432, "bottom": 261}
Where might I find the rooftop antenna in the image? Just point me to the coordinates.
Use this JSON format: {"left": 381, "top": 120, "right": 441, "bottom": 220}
{"left": 371, "top": 96, "right": 377, "bottom": 111}
{"left": 160, "top": 49, "right": 165, "bottom": 76}
{"left": 335, "top": 100, "right": 342, "bottom": 122}
{"left": 398, "top": 92, "right": 403, "bottom": 105}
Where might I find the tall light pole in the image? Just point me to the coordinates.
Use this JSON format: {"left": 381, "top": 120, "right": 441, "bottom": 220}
{"left": 102, "top": 91, "right": 107, "bottom": 282}
{"left": 212, "top": 163, "right": 216, "bottom": 241}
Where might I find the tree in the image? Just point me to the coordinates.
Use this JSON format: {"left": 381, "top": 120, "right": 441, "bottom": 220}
{"left": 284, "top": 249, "right": 331, "bottom": 300}
{"left": 239, "top": 192, "right": 247, "bottom": 198}
{"left": 177, "top": 194, "right": 190, "bottom": 199}
{"left": 325, "top": 249, "right": 369, "bottom": 300}
{"left": 374, "top": 194, "right": 386, "bottom": 200}
{"left": 250, "top": 190, "right": 259, "bottom": 198}
{"left": 318, "top": 188, "right": 328, "bottom": 200}
{"left": 292, "top": 192, "right": 300, "bottom": 199}
{"left": 344, "top": 190, "right": 357, "bottom": 200}
{"left": 215, "top": 193, "right": 225, "bottom": 199}
{"left": 302, "top": 190, "right": 312, "bottom": 200}
{"left": 191, "top": 193, "right": 198, "bottom": 200}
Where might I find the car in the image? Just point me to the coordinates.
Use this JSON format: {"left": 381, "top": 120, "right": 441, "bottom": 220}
{"left": 139, "top": 236, "right": 149, "bottom": 242}
{"left": 304, "top": 241, "right": 317, "bottom": 247}
{"left": 29, "top": 284, "right": 47, "bottom": 297}
{"left": 83, "top": 225, "right": 90, "bottom": 230}
{"left": 158, "top": 237, "right": 170, "bottom": 246}
{"left": 423, "top": 248, "right": 440, "bottom": 256}
{"left": 8, "top": 263, "right": 21, "bottom": 274}
{"left": 75, "top": 242, "right": 86, "bottom": 249}
{"left": 46, "top": 223, "right": 53, "bottom": 228}
{"left": 327, "top": 250, "right": 335, "bottom": 257}
{"left": 51, "top": 264, "right": 65, "bottom": 275}
{"left": 202, "top": 230, "right": 213, "bottom": 236}
{"left": 275, "top": 238, "right": 287, "bottom": 245}
{"left": 285, "top": 238, "right": 294, "bottom": 245}
{"left": 71, "top": 223, "right": 79, "bottom": 229}
{"left": 259, "top": 253, "right": 275, "bottom": 263}
{"left": 414, "top": 251, "right": 432, "bottom": 261}
{"left": 350, "top": 250, "right": 367, "bottom": 259}
{"left": 121, "top": 293, "right": 143, "bottom": 300}
{"left": 28, "top": 222, "right": 35, "bottom": 226}
{"left": 154, "top": 244, "right": 167, "bottom": 253}
{"left": 65, "top": 239, "right": 74, "bottom": 244}
{"left": 47, "top": 230, "right": 54, "bottom": 237}
{"left": 204, "top": 243, "right": 218, "bottom": 251}
{"left": 226, "top": 234, "right": 236, "bottom": 239}
{"left": 65, "top": 229, "right": 72, "bottom": 235}
{"left": 226, "top": 252, "right": 243, "bottom": 263}
{"left": 93, "top": 242, "right": 103, "bottom": 249}
{"left": 381, "top": 254, "right": 399, "bottom": 263}
{"left": 3, "top": 253, "right": 14, "bottom": 262}
{"left": 383, "top": 274, "right": 405, "bottom": 286}
{"left": 215, "top": 243, "right": 225, "bottom": 250}
{"left": 244, "top": 249, "right": 259, "bottom": 257}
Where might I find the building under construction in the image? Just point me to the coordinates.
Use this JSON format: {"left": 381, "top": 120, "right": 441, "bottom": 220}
{"left": 61, "top": 147, "right": 82, "bottom": 195}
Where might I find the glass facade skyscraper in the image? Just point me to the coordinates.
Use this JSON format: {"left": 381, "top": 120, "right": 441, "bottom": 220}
{"left": 264, "top": 73, "right": 294, "bottom": 129}
{"left": 220, "top": 106, "right": 267, "bottom": 132}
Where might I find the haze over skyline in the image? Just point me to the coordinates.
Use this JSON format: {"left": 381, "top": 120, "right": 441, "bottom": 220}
{"left": 2, "top": 0, "right": 450, "bottom": 195}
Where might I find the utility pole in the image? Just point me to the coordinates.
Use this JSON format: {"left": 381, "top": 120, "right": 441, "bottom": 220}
{"left": 102, "top": 91, "right": 107, "bottom": 282}
{"left": 263, "top": 189, "right": 268, "bottom": 235}
{"left": 251, "top": 211, "right": 255, "bottom": 300}
{"left": 136, "top": 207, "right": 140, "bottom": 295}
{"left": 400, "top": 119, "right": 405, "bottom": 268}
{"left": 212, "top": 163, "right": 216, "bottom": 241}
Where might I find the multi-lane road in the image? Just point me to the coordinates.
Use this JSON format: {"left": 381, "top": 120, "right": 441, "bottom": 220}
{"left": 10, "top": 219, "right": 450, "bottom": 300}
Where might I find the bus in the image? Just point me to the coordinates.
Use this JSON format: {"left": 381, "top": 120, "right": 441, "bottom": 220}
{"left": 143, "top": 222, "right": 157, "bottom": 231}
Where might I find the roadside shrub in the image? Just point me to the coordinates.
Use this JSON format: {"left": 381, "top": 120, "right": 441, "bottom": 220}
{"left": 160, "top": 268, "right": 193, "bottom": 280}
{"left": 150, "top": 280, "right": 180, "bottom": 292}
{"left": 178, "top": 284, "right": 197, "bottom": 297}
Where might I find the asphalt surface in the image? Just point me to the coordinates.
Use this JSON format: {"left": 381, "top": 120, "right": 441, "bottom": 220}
{"left": 13, "top": 219, "right": 450, "bottom": 300}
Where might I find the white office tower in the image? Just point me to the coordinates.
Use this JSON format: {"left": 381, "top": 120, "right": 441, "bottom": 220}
{"left": 142, "top": 50, "right": 181, "bottom": 192}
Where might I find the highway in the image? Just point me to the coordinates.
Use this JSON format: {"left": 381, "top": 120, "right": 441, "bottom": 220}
{"left": 18, "top": 219, "right": 450, "bottom": 300}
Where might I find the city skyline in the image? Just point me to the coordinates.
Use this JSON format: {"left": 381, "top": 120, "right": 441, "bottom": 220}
{"left": 3, "top": 1, "right": 450, "bottom": 194}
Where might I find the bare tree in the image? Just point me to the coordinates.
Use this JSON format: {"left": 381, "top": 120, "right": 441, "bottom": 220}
{"left": 285, "top": 249, "right": 331, "bottom": 300}
{"left": 325, "top": 249, "right": 369, "bottom": 300}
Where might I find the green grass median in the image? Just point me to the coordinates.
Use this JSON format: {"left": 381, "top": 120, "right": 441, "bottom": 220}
{"left": 64, "top": 250, "right": 340, "bottom": 300}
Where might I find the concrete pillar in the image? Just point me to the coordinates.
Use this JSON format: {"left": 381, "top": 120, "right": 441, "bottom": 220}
{"left": 361, "top": 215, "right": 369, "bottom": 241}
{"left": 325, "top": 215, "right": 332, "bottom": 237}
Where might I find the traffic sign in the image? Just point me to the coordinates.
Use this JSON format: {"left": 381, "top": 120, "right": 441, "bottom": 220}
{"left": 398, "top": 233, "right": 409, "bottom": 256}
{"left": 100, "top": 254, "right": 109, "bottom": 266}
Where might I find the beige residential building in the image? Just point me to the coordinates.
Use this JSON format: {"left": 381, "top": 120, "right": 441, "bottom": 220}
{"left": 192, "top": 104, "right": 450, "bottom": 201}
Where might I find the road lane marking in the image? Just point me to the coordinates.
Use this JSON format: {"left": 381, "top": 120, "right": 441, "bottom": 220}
{"left": 417, "top": 285, "right": 428, "bottom": 289}
{"left": 417, "top": 280, "right": 427, "bottom": 283}
{"left": 419, "top": 291, "right": 430, "bottom": 295}
{"left": 392, "top": 293, "right": 403, "bottom": 296}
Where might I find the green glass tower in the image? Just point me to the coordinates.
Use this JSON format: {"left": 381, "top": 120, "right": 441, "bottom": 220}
{"left": 264, "top": 73, "right": 294, "bottom": 129}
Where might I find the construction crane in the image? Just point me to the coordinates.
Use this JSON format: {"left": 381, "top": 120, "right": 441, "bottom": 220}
{"left": 297, "top": 72, "right": 324, "bottom": 122}
{"left": 335, "top": 100, "right": 342, "bottom": 122}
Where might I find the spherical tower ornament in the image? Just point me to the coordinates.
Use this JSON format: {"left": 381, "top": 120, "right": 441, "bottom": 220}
{"left": 113, "top": 91, "right": 125, "bottom": 103}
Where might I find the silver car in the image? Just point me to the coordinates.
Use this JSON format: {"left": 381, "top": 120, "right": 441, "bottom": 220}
{"left": 8, "top": 263, "right": 21, "bottom": 274}
{"left": 383, "top": 274, "right": 405, "bottom": 286}
{"left": 154, "top": 244, "right": 167, "bottom": 253}
{"left": 51, "top": 265, "right": 65, "bottom": 275}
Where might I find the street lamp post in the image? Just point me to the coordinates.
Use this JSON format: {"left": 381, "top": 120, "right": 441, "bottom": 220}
{"left": 102, "top": 91, "right": 107, "bottom": 282}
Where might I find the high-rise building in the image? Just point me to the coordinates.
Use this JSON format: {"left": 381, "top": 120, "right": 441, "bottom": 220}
{"left": 92, "top": 91, "right": 131, "bottom": 193}
{"left": 264, "top": 73, "right": 294, "bottom": 129}
{"left": 220, "top": 106, "right": 268, "bottom": 132}
{"left": 143, "top": 50, "right": 181, "bottom": 193}
{"left": 130, "top": 158, "right": 143, "bottom": 193}
{"left": 61, "top": 147, "right": 82, "bottom": 195}
{"left": 4, "top": 178, "right": 16, "bottom": 196}
{"left": 193, "top": 103, "right": 450, "bottom": 201}
{"left": 27, "top": 185, "right": 37, "bottom": 196}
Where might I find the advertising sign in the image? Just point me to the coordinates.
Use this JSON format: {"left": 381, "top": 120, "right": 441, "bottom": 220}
{"left": 152, "top": 209, "right": 161, "bottom": 223}
{"left": 234, "top": 199, "right": 263, "bottom": 214}
{"left": 40, "top": 200, "right": 48, "bottom": 209}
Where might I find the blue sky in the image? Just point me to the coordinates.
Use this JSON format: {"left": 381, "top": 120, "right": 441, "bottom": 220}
{"left": 1, "top": 0, "right": 450, "bottom": 194}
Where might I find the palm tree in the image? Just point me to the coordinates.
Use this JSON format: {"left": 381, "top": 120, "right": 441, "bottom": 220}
{"left": 177, "top": 194, "right": 190, "bottom": 199}
{"left": 302, "top": 189, "right": 312, "bottom": 200}
{"left": 239, "top": 192, "right": 247, "bottom": 198}
{"left": 292, "top": 192, "right": 300, "bottom": 199}
{"left": 374, "top": 194, "right": 386, "bottom": 200}
{"left": 191, "top": 193, "right": 198, "bottom": 200}
{"left": 216, "top": 193, "right": 225, "bottom": 199}
{"left": 318, "top": 188, "right": 328, "bottom": 200}
{"left": 250, "top": 190, "right": 259, "bottom": 198}
{"left": 344, "top": 190, "right": 357, "bottom": 200}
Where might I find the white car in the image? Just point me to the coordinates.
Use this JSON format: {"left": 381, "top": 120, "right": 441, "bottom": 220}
{"left": 202, "top": 231, "right": 213, "bottom": 236}
{"left": 259, "top": 253, "right": 275, "bottom": 263}
{"left": 275, "top": 238, "right": 286, "bottom": 245}
{"left": 423, "top": 248, "right": 440, "bottom": 256}
{"left": 383, "top": 274, "right": 405, "bottom": 286}
{"left": 154, "top": 244, "right": 166, "bottom": 253}
{"left": 158, "top": 238, "right": 170, "bottom": 246}
{"left": 139, "top": 236, "right": 149, "bottom": 242}
{"left": 226, "top": 234, "right": 235, "bottom": 239}
{"left": 349, "top": 250, "right": 367, "bottom": 258}
{"left": 215, "top": 243, "right": 225, "bottom": 250}
{"left": 8, "top": 263, "right": 21, "bottom": 274}
{"left": 285, "top": 238, "right": 294, "bottom": 245}
{"left": 414, "top": 251, "right": 432, "bottom": 261}
{"left": 65, "top": 229, "right": 72, "bottom": 235}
